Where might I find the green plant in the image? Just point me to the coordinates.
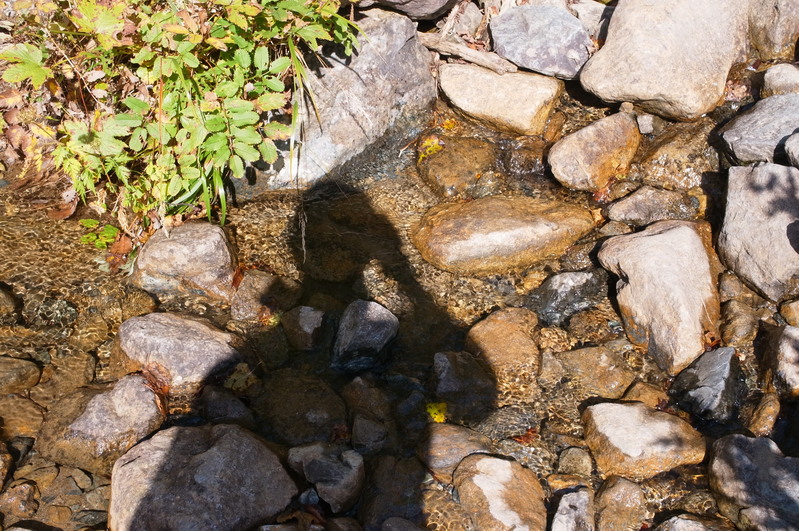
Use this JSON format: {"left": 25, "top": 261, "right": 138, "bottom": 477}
{"left": 78, "top": 218, "right": 120, "bottom": 249}
{"left": 5, "top": 0, "right": 358, "bottom": 236}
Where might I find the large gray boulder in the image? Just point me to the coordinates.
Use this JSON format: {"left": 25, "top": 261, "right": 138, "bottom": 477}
{"left": 580, "top": 0, "right": 749, "bottom": 120}
{"left": 110, "top": 312, "right": 241, "bottom": 398}
{"left": 490, "top": 5, "right": 593, "bottom": 79}
{"left": 130, "top": 222, "right": 237, "bottom": 302}
{"left": 720, "top": 94, "right": 799, "bottom": 164}
{"left": 35, "top": 374, "right": 164, "bottom": 475}
{"left": 718, "top": 163, "right": 799, "bottom": 302}
{"left": 110, "top": 424, "right": 297, "bottom": 530}
{"left": 439, "top": 63, "right": 562, "bottom": 135}
{"left": 250, "top": 9, "right": 436, "bottom": 191}
{"left": 710, "top": 434, "right": 799, "bottom": 529}
{"left": 358, "top": 0, "right": 458, "bottom": 19}
{"left": 748, "top": 0, "right": 799, "bottom": 60}
{"left": 598, "top": 221, "right": 720, "bottom": 375}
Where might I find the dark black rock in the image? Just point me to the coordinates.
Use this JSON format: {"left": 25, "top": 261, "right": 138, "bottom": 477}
{"left": 670, "top": 347, "right": 746, "bottom": 422}
{"left": 526, "top": 269, "right": 609, "bottom": 326}
{"left": 332, "top": 300, "right": 399, "bottom": 373}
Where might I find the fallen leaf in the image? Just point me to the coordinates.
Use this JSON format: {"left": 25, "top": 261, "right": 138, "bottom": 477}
{"left": 0, "top": 89, "right": 23, "bottom": 108}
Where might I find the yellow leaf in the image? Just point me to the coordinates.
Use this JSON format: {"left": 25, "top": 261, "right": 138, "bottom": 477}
{"left": 205, "top": 37, "right": 228, "bottom": 51}
{"left": 163, "top": 24, "right": 189, "bottom": 34}
{"left": 426, "top": 402, "right": 447, "bottom": 423}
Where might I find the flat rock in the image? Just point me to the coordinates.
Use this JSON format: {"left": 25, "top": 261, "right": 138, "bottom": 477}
{"left": 580, "top": 0, "right": 749, "bottom": 120}
{"left": 439, "top": 63, "right": 562, "bottom": 135}
{"left": 288, "top": 443, "right": 365, "bottom": 513}
{"left": 230, "top": 270, "right": 301, "bottom": 321}
{"left": 110, "top": 424, "right": 296, "bottom": 530}
{"left": 35, "top": 374, "right": 164, "bottom": 475}
{"left": 453, "top": 454, "right": 547, "bottom": 530}
{"left": 0, "top": 357, "right": 40, "bottom": 394}
{"left": 417, "top": 136, "right": 497, "bottom": 199}
{"left": 111, "top": 312, "right": 241, "bottom": 398}
{"left": 583, "top": 402, "right": 706, "bottom": 480}
{"left": 669, "top": 347, "right": 746, "bottom": 422}
{"left": 253, "top": 368, "right": 346, "bottom": 445}
{"left": 718, "top": 163, "right": 799, "bottom": 302}
{"left": 0, "top": 394, "right": 44, "bottom": 439}
{"left": 130, "top": 222, "right": 236, "bottom": 302}
{"left": 490, "top": 5, "right": 593, "bottom": 79}
{"left": 748, "top": 0, "right": 799, "bottom": 60}
{"left": 465, "top": 307, "right": 540, "bottom": 406}
{"left": 555, "top": 346, "right": 636, "bottom": 399}
{"left": 332, "top": 300, "right": 399, "bottom": 373}
{"left": 761, "top": 63, "right": 799, "bottom": 97}
{"left": 607, "top": 186, "right": 700, "bottom": 226}
{"left": 251, "top": 10, "right": 436, "bottom": 190}
{"left": 358, "top": 0, "right": 457, "bottom": 19}
{"left": 709, "top": 434, "right": 799, "bottom": 529}
{"left": 595, "top": 476, "right": 647, "bottom": 531}
{"left": 720, "top": 94, "right": 799, "bottom": 164}
{"left": 413, "top": 195, "right": 595, "bottom": 275}
{"left": 417, "top": 423, "right": 492, "bottom": 484}
{"left": 548, "top": 112, "right": 640, "bottom": 192}
{"left": 551, "top": 488, "right": 595, "bottom": 531}
{"left": 598, "top": 221, "right": 720, "bottom": 374}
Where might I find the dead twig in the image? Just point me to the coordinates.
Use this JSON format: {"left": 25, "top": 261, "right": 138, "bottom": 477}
{"left": 417, "top": 31, "right": 518, "bottom": 75}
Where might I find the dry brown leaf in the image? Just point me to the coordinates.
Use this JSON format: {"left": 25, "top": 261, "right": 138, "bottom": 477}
{"left": 0, "top": 89, "right": 23, "bottom": 108}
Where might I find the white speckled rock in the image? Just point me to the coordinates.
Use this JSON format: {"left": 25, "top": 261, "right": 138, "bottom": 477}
{"left": 583, "top": 402, "right": 705, "bottom": 480}
{"left": 720, "top": 94, "right": 799, "bottom": 164}
{"left": 439, "top": 63, "right": 562, "bottom": 135}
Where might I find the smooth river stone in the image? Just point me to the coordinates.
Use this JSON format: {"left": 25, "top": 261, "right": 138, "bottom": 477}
{"left": 412, "top": 196, "right": 595, "bottom": 275}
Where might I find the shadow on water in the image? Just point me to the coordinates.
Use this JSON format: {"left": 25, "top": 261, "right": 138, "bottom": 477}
{"left": 122, "top": 175, "right": 501, "bottom": 530}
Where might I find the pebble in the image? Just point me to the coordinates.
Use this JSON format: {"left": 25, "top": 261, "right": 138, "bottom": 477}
{"left": 761, "top": 63, "right": 799, "bottom": 97}
{"left": 288, "top": 442, "right": 365, "bottom": 513}
{"left": 551, "top": 488, "right": 595, "bottom": 531}
{"left": 670, "top": 347, "right": 746, "bottom": 422}
{"left": 417, "top": 135, "right": 497, "bottom": 199}
{"left": 555, "top": 346, "right": 636, "bottom": 399}
{"left": 606, "top": 186, "right": 700, "bottom": 227}
{"left": 0, "top": 357, "right": 41, "bottom": 394}
{"left": 438, "top": 63, "right": 562, "bottom": 135}
{"left": 583, "top": 402, "right": 706, "bottom": 480}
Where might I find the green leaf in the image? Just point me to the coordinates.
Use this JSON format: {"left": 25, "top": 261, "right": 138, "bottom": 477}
{"left": 233, "top": 49, "right": 251, "bottom": 69}
{"left": 233, "top": 141, "right": 259, "bottom": 162}
{"left": 229, "top": 154, "right": 245, "bottom": 178}
{"left": 123, "top": 96, "right": 150, "bottom": 114}
{"left": 167, "top": 173, "right": 183, "bottom": 196}
{"left": 0, "top": 43, "right": 45, "bottom": 65}
{"left": 203, "top": 132, "right": 228, "bottom": 152}
{"left": 262, "top": 121, "right": 292, "bottom": 140}
{"left": 256, "top": 92, "right": 287, "bottom": 112}
{"left": 79, "top": 218, "right": 100, "bottom": 229}
{"left": 223, "top": 98, "right": 253, "bottom": 112}
{"left": 212, "top": 145, "right": 231, "bottom": 167}
{"left": 129, "top": 127, "right": 148, "bottom": 151}
{"left": 253, "top": 47, "right": 269, "bottom": 70}
{"left": 205, "top": 115, "right": 226, "bottom": 132}
{"left": 230, "top": 110, "right": 259, "bottom": 127}
{"left": 231, "top": 125, "right": 262, "bottom": 144}
{"left": 295, "top": 25, "right": 332, "bottom": 48}
{"left": 131, "top": 47, "right": 155, "bottom": 65}
{"left": 0, "top": 44, "right": 52, "bottom": 89}
{"left": 263, "top": 77, "right": 285, "bottom": 92}
{"left": 112, "top": 113, "right": 142, "bottom": 128}
{"left": 258, "top": 138, "right": 278, "bottom": 164}
{"left": 268, "top": 56, "right": 291, "bottom": 74}
{"left": 216, "top": 80, "right": 240, "bottom": 98}
{"left": 182, "top": 52, "right": 200, "bottom": 68}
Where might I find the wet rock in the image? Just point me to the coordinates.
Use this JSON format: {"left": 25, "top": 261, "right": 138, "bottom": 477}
{"left": 69, "top": 308, "right": 110, "bottom": 351}
{"left": 551, "top": 488, "right": 595, "bottom": 531}
{"left": 341, "top": 376, "right": 396, "bottom": 455}
{"left": 490, "top": 5, "right": 593, "bottom": 79}
{"left": 0, "top": 441, "right": 11, "bottom": 484}
{"left": 453, "top": 454, "right": 547, "bottom": 530}
{"left": 280, "top": 306, "right": 325, "bottom": 350}
{"left": 359, "top": 0, "right": 455, "bottom": 19}
{"left": 253, "top": 368, "right": 347, "bottom": 445}
{"left": 432, "top": 351, "right": 495, "bottom": 423}
{"left": 548, "top": 112, "right": 640, "bottom": 192}
{"left": 288, "top": 443, "right": 365, "bottom": 513}
{"left": 28, "top": 349, "right": 96, "bottom": 410}
{"left": 787, "top": 134, "right": 799, "bottom": 168}
{"left": 110, "top": 424, "right": 296, "bottom": 530}
{"left": 655, "top": 514, "right": 736, "bottom": 530}
{"left": 0, "top": 357, "right": 40, "bottom": 394}
{"left": 555, "top": 346, "right": 636, "bottom": 399}
{"left": 782, "top": 299, "right": 799, "bottom": 326}
{"left": 254, "top": 10, "right": 435, "bottom": 190}
{"left": 579, "top": 0, "right": 748, "bottom": 120}
{"left": 527, "top": 269, "right": 608, "bottom": 327}
{"left": 0, "top": 482, "right": 38, "bottom": 518}
{"left": 720, "top": 94, "right": 799, "bottom": 164}
{"left": 599, "top": 221, "right": 720, "bottom": 375}
{"left": 583, "top": 402, "right": 706, "bottom": 480}
{"left": 230, "top": 270, "right": 301, "bottom": 321}
{"left": 748, "top": 0, "right": 799, "bottom": 60}
{"left": 0, "top": 395, "right": 44, "bottom": 439}
{"left": 623, "top": 381, "right": 669, "bottom": 409}
{"left": 718, "top": 163, "right": 799, "bottom": 302}
{"left": 439, "top": 63, "right": 562, "bottom": 135}
{"left": 413, "top": 195, "right": 595, "bottom": 275}
{"left": 358, "top": 455, "right": 426, "bottom": 529}
{"left": 607, "top": 186, "right": 700, "bottom": 226}
{"left": 111, "top": 312, "right": 241, "bottom": 398}
{"left": 571, "top": 0, "right": 613, "bottom": 42}
{"left": 720, "top": 300, "right": 763, "bottom": 346}
{"left": 130, "top": 222, "right": 236, "bottom": 302}
{"left": 595, "top": 476, "right": 647, "bottom": 531}
{"left": 0, "top": 286, "right": 19, "bottom": 323}
{"left": 761, "top": 63, "right": 799, "bottom": 97}
{"left": 501, "top": 136, "right": 547, "bottom": 176}
{"left": 630, "top": 119, "right": 718, "bottom": 191}
{"left": 669, "top": 347, "right": 746, "bottom": 422}
{"left": 558, "top": 447, "right": 592, "bottom": 476}
{"left": 417, "top": 423, "right": 492, "bottom": 484}
{"left": 768, "top": 325, "right": 799, "bottom": 398}
{"left": 332, "top": 300, "right": 398, "bottom": 373}
{"left": 417, "top": 136, "right": 497, "bottom": 199}
{"left": 747, "top": 392, "right": 780, "bottom": 437}
{"left": 709, "top": 434, "right": 799, "bottom": 529}
{"left": 465, "top": 307, "right": 540, "bottom": 406}
{"left": 201, "top": 385, "right": 255, "bottom": 426}
{"left": 381, "top": 517, "right": 424, "bottom": 531}
{"left": 718, "top": 270, "right": 766, "bottom": 306}
{"left": 35, "top": 374, "right": 164, "bottom": 475}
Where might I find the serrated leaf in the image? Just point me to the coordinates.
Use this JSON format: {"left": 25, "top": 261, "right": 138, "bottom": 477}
{"left": 262, "top": 121, "right": 292, "bottom": 140}
{"left": 223, "top": 98, "right": 253, "bottom": 112}
{"left": 230, "top": 110, "right": 259, "bottom": 127}
{"left": 212, "top": 145, "right": 231, "bottom": 167}
{"left": 268, "top": 56, "right": 291, "bottom": 74}
{"left": 205, "top": 115, "right": 226, "bottom": 132}
{"left": 129, "top": 127, "right": 147, "bottom": 151}
{"left": 123, "top": 96, "right": 150, "bottom": 114}
{"left": 2, "top": 63, "right": 52, "bottom": 89}
{"left": 167, "top": 173, "right": 183, "bottom": 195}
{"left": 182, "top": 52, "right": 200, "bottom": 68}
{"left": 216, "top": 80, "right": 239, "bottom": 98}
{"left": 112, "top": 113, "right": 142, "bottom": 127}
{"left": 295, "top": 24, "right": 332, "bottom": 47}
{"left": 131, "top": 47, "right": 155, "bottom": 64}
{"left": 229, "top": 154, "right": 245, "bottom": 178}
{"left": 258, "top": 138, "right": 278, "bottom": 164}
{"left": 203, "top": 132, "right": 228, "bottom": 152}
{"left": 263, "top": 77, "right": 285, "bottom": 92}
{"left": 205, "top": 37, "right": 228, "bottom": 51}
{"left": 253, "top": 47, "right": 269, "bottom": 70}
{"left": 79, "top": 218, "right": 100, "bottom": 228}
{"left": 255, "top": 92, "right": 287, "bottom": 112}
{"left": 233, "top": 49, "right": 251, "bottom": 69}
{"left": 233, "top": 141, "right": 259, "bottom": 162}
{"left": 231, "top": 125, "right": 261, "bottom": 144}
{"left": 163, "top": 23, "right": 189, "bottom": 34}
{"left": 0, "top": 42, "right": 44, "bottom": 64}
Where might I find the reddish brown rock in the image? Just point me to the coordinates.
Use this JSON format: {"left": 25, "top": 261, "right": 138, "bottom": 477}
{"left": 555, "top": 346, "right": 636, "bottom": 399}
{"left": 417, "top": 423, "right": 492, "bottom": 483}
